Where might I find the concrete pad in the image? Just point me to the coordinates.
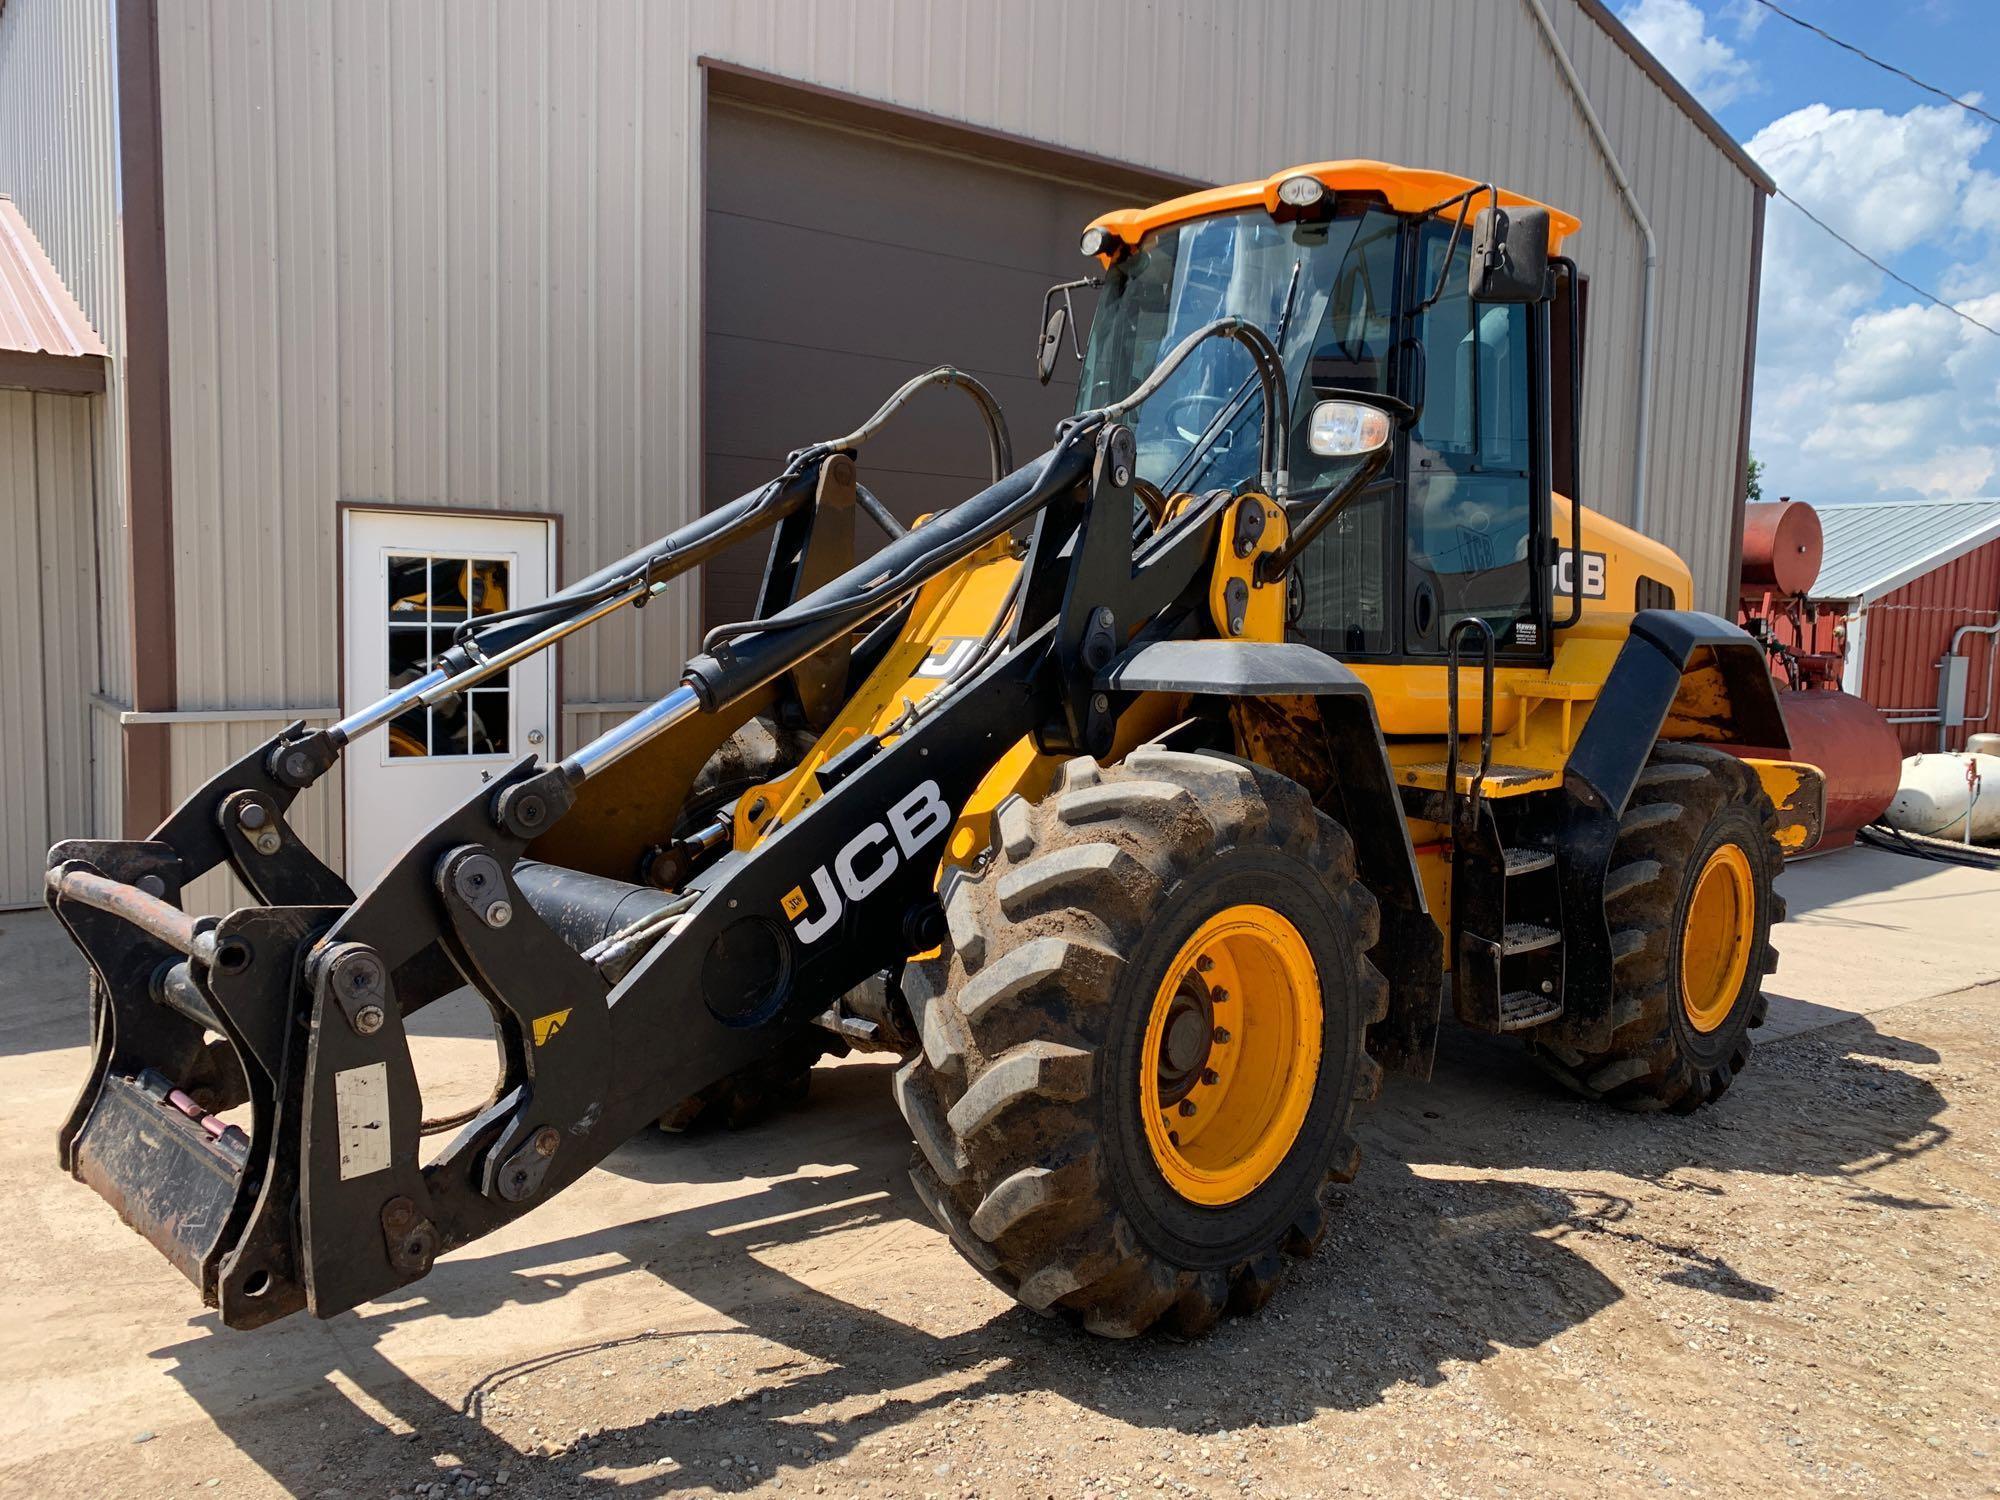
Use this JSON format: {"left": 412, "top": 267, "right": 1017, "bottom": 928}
{"left": 1768, "top": 843, "right": 2000, "bottom": 1038}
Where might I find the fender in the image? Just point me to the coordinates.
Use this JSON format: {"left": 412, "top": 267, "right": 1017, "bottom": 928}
{"left": 1553, "top": 609, "right": 1791, "bottom": 1052}
{"left": 1105, "top": 639, "right": 1445, "bottom": 1078}
{"left": 1565, "top": 610, "right": 1790, "bottom": 816}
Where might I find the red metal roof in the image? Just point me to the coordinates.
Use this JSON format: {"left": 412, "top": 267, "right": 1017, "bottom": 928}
{"left": 0, "top": 194, "right": 106, "bottom": 365}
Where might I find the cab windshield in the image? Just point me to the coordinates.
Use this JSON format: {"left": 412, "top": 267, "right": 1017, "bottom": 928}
{"left": 1075, "top": 205, "right": 1401, "bottom": 500}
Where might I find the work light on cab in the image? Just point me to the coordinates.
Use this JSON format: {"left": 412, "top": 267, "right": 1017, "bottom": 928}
{"left": 1307, "top": 400, "right": 1391, "bottom": 457}
{"left": 1275, "top": 174, "right": 1326, "bottom": 209}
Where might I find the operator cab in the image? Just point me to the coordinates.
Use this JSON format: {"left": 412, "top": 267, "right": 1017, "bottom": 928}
{"left": 1063, "top": 162, "right": 1579, "bottom": 669}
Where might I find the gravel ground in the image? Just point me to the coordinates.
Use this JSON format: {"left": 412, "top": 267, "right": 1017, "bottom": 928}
{"left": 5, "top": 975, "right": 1994, "bottom": 1500}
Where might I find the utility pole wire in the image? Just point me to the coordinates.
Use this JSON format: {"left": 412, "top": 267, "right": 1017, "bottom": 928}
{"left": 1749, "top": 0, "right": 2000, "bottom": 129}
{"left": 1772, "top": 187, "right": 2000, "bottom": 339}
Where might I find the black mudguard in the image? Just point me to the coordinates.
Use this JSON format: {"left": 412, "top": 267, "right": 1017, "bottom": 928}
{"left": 1551, "top": 609, "right": 1791, "bottom": 1052}
{"left": 1106, "top": 639, "right": 1444, "bottom": 1079}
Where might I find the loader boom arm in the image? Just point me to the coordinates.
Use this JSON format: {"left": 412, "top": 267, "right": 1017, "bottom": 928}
{"left": 46, "top": 327, "right": 1369, "bottom": 1329}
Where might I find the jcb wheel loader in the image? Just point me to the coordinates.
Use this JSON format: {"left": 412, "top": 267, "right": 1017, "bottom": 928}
{"left": 45, "top": 161, "right": 1824, "bottom": 1340}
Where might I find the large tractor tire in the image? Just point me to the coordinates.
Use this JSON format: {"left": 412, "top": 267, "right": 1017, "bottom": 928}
{"left": 1529, "top": 742, "right": 1784, "bottom": 1112}
{"left": 895, "top": 748, "right": 1389, "bottom": 1338}
{"left": 658, "top": 715, "right": 839, "bottom": 1133}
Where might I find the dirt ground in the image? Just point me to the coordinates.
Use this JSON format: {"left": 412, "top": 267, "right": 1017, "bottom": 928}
{"left": 1, "top": 844, "right": 1996, "bottom": 1500}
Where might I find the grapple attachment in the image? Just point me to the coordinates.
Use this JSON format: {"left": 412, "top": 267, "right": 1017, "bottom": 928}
{"left": 49, "top": 755, "right": 354, "bottom": 1327}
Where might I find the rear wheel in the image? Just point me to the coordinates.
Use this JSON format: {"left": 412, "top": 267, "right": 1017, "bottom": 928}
{"left": 1528, "top": 742, "right": 1784, "bottom": 1112}
{"left": 895, "top": 748, "right": 1388, "bottom": 1337}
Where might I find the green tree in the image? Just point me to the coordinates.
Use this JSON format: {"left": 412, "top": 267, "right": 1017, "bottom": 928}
{"left": 1745, "top": 453, "right": 1763, "bottom": 503}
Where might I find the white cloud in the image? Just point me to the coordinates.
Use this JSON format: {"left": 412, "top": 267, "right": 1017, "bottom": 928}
{"left": 1619, "top": 0, "right": 1757, "bottom": 109}
{"left": 1747, "top": 101, "right": 2000, "bottom": 503}
{"left": 1878, "top": 446, "right": 1997, "bottom": 501}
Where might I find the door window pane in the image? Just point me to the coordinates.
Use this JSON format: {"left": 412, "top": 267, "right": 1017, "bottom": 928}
{"left": 384, "top": 552, "right": 512, "bottom": 758}
{"left": 1407, "top": 223, "right": 1535, "bottom": 653}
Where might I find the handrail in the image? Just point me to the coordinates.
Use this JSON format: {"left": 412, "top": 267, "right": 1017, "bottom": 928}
{"left": 1551, "top": 256, "right": 1586, "bottom": 631}
{"left": 1445, "top": 617, "right": 1498, "bottom": 836}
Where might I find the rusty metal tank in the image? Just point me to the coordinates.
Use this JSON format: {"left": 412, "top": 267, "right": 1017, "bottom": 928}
{"left": 1776, "top": 686, "right": 1901, "bottom": 850}
{"left": 1741, "top": 499, "right": 1825, "bottom": 599}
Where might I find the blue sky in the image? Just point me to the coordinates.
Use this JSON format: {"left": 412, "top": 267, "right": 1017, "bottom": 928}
{"left": 1616, "top": 0, "right": 2000, "bottom": 504}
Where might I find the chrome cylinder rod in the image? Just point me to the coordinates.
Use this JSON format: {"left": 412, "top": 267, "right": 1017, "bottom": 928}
{"left": 560, "top": 684, "right": 702, "bottom": 783}
{"left": 416, "top": 580, "right": 661, "bottom": 709}
{"left": 327, "top": 667, "right": 453, "bottom": 747}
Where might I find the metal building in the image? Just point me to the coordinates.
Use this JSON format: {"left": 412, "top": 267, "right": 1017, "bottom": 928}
{"left": 1812, "top": 499, "right": 2000, "bottom": 755}
{"left": 0, "top": 0, "right": 1772, "bottom": 907}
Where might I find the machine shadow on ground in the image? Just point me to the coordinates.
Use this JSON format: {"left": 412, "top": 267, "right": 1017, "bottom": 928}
{"left": 147, "top": 1001, "right": 1951, "bottom": 1497}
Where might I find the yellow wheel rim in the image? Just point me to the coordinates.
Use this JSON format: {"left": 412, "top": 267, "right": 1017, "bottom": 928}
{"left": 1680, "top": 843, "right": 1755, "bottom": 1033}
{"left": 1140, "top": 905, "right": 1322, "bottom": 1207}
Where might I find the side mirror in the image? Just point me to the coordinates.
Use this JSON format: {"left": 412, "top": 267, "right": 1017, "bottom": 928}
{"left": 1035, "top": 304, "right": 1068, "bottom": 386}
{"left": 1306, "top": 400, "right": 1393, "bottom": 458}
{"left": 1468, "top": 204, "right": 1551, "bottom": 303}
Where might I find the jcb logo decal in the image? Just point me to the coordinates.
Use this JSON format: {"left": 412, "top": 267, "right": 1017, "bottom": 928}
{"left": 914, "top": 637, "right": 981, "bottom": 679}
{"left": 1553, "top": 548, "right": 1607, "bottom": 600}
{"left": 783, "top": 779, "right": 953, "bottom": 945}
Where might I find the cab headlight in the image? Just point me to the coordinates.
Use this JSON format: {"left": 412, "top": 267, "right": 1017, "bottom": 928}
{"left": 1307, "top": 400, "right": 1392, "bottom": 457}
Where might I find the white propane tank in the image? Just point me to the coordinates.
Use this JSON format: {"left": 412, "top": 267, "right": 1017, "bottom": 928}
{"left": 1887, "top": 753, "right": 2000, "bottom": 842}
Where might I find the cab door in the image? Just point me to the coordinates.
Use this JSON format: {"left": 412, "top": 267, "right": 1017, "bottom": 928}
{"left": 1401, "top": 219, "right": 1549, "bottom": 660}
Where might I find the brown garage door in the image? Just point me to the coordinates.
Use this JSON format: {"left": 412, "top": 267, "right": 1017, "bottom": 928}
{"left": 702, "top": 103, "right": 1149, "bottom": 627}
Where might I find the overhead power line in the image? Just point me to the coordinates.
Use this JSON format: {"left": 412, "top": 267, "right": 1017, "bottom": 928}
{"left": 1772, "top": 187, "right": 2000, "bottom": 340}
{"left": 1749, "top": 0, "right": 2000, "bottom": 129}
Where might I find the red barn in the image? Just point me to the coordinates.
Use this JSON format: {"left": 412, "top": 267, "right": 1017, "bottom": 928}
{"left": 1812, "top": 499, "right": 2000, "bottom": 755}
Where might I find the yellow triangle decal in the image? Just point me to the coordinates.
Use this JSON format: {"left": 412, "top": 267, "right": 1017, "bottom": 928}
{"left": 532, "top": 1008, "right": 571, "bottom": 1047}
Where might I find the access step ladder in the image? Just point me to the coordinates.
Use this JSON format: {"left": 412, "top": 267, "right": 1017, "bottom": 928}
{"left": 1444, "top": 620, "right": 1566, "bottom": 1034}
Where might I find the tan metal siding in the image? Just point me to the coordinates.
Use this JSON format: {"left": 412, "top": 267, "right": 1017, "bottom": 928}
{"left": 0, "top": 390, "right": 102, "bottom": 906}
{"left": 0, "top": 393, "right": 47, "bottom": 904}
{"left": 153, "top": 0, "right": 1759, "bottom": 756}
{"left": 90, "top": 698, "right": 124, "bottom": 842}
{"left": 0, "top": 0, "right": 130, "bottom": 704}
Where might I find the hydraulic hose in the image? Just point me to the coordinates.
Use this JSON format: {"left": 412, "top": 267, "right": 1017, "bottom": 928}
{"left": 817, "top": 365, "right": 1014, "bottom": 484}
{"left": 683, "top": 433, "right": 1096, "bottom": 712}
{"left": 443, "top": 466, "right": 820, "bottom": 664}
{"left": 1085, "top": 316, "right": 1292, "bottom": 499}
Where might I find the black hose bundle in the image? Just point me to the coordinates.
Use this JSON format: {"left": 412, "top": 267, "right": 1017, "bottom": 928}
{"left": 1856, "top": 821, "right": 2000, "bottom": 871}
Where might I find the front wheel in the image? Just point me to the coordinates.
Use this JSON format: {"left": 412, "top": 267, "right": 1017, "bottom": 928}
{"left": 895, "top": 749, "right": 1389, "bottom": 1337}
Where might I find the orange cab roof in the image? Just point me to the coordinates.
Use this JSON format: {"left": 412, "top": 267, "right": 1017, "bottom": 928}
{"left": 1085, "top": 160, "right": 1581, "bottom": 257}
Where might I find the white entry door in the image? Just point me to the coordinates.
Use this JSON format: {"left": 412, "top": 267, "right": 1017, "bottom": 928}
{"left": 342, "top": 509, "right": 555, "bottom": 886}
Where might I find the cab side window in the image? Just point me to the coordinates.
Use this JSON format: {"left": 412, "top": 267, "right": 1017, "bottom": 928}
{"left": 1287, "top": 209, "right": 1401, "bottom": 656}
{"left": 1406, "top": 222, "right": 1537, "bottom": 654}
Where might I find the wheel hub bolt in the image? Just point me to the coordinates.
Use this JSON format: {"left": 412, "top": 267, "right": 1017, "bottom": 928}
{"left": 1212, "top": 1026, "right": 1232, "bottom": 1045}
{"left": 1177, "top": 1100, "right": 1198, "bottom": 1117}
{"left": 1195, "top": 956, "right": 1214, "bottom": 974}
{"left": 1201, "top": 1068, "right": 1219, "bottom": 1086}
